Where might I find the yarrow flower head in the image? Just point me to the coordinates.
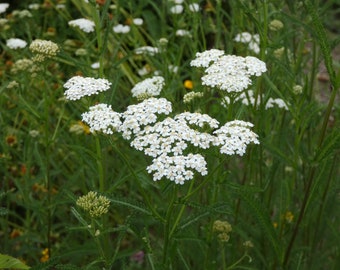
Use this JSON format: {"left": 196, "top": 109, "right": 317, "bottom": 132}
{"left": 190, "top": 49, "right": 225, "bottom": 68}
{"left": 134, "top": 46, "right": 159, "bottom": 56}
{"left": 82, "top": 104, "right": 122, "bottom": 134}
{"left": 170, "top": 4, "right": 183, "bottom": 14}
{"left": 11, "top": 58, "right": 41, "bottom": 75}
{"left": 113, "top": 24, "right": 130, "bottom": 34}
{"left": 132, "top": 18, "right": 143, "bottom": 25}
{"left": 0, "top": 3, "right": 9, "bottom": 14}
{"left": 131, "top": 112, "right": 218, "bottom": 158}
{"left": 147, "top": 153, "right": 208, "bottom": 185}
{"left": 120, "top": 98, "right": 172, "bottom": 139}
{"left": 234, "top": 32, "right": 260, "bottom": 54}
{"left": 131, "top": 76, "right": 165, "bottom": 100}
{"left": 64, "top": 76, "right": 111, "bottom": 100}
{"left": 213, "top": 120, "right": 259, "bottom": 156}
{"left": 176, "top": 29, "right": 191, "bottom": 37}
{"left": 69, "top": 18, "right": 95, "bottom": 33}
{"left": 6, "top": 38, "right": 27, "bottom": 49}
{"left": 269, "top": 19, "right": 284, "bottom": 31}
{"left": 189, "top": 3, "right": 200, "bottom": 12}
{"left": 76, "top": 191, "right": 110, "bottom": 218}
{"left": 130, "top": 111, "right": 219, "bottom": 184}
{"left": 29, "top": 39, "right": 59, "bottom": 61}
{"left": 191, "top": 49, "right": 267, "bottom": 93}
{"left": 221, "top": 90, "right": 289, "bottom": 111}
{"left": 265, "top": 97, "right": 288, "bottom": 110}
{"left": 183, "top": 91, "right": 204, "bottom": 103}
{"left": 213, "top": 220, "right": 232, "bottom": 242}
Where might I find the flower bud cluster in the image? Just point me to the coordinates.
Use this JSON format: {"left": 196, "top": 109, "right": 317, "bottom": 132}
{"left": 76, "top": 191, "right": 110, "bottom": 218}
{"left": 213, "top": 220, "right": 232, "bottom": 242}
{"left": 29, "top": 39, "right": 59, "bottom": 62}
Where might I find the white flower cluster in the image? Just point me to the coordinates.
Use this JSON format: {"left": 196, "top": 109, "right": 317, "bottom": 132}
{"left": 190, "top": 49, "right": 225, "bottom": 68}
{"left": 234, "top": 32, "right": 260, "bottom": 54}
{"left": 176, "top": 29, "right": 191, "bottom": 37}
{"left": 6, "top": 38, "right": 27, "bottom": 49}
{"left": 191, "top": 49, "right": 266, "bottom": 93}
{"left": 213, "top": 120, "right": 259, "bottom": 156}
{"left": 134, "top": 46, "right": 159, "bottom": 55}
{"left": 69, "top": 18, "right": 95, "bottom": 33}
{"left": 132, "top": 18, "right": 143, "bottom": 25}
{"left": 0, "top": 3, "right": 9, "bottom": 14}
{"left": 66, "top": 74, "right": 260, "bottom": 184}
{"left": 64, "top": 76, "right": 111, "bottom": 100}
{"left": 131, "top": 112, "right": 218, "bottom": 184}
{"left": 29, "top": 39, "right": 59, "bottom": 61}
{"left": 113, "top": 24, "right": 130, "bottom": 34}
{"left": 131, "top": 112, "right": 218, "bottom": 157}
{"left": 131, "top": 76, "right": 165, "bottom": 99}
{"left": 82, "top": 104, "right": 122, "bottom": 134}
{"left": 183, "top": 91, "right": 204, "bottom": 103}
{"left": 147, "top": 154, "right": 207, "bottom": 184}
{"left": 222, "top": 90, "right": 289, "bottom": 111}
{"left": 120, "top": 98, "right": 172, "bottom": 139}
{"left": 265, "top": 97, "right": 288, "bottom": 110}
{"left": 169, "top": 1, "right": 200, "bottom": 14}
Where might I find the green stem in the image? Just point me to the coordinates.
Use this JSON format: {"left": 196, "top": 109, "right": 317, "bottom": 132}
{"left": 111, "top": 143, "right": 165, "bottom": 223}
{"left": 95, "top": 136, "right": 105, "bottom": 193}
{"left": 42, "top": 74, "right": 52, "bottom": 258}
{"left": 91, "top": 219, "right": 107, "bottom": 263}
{"left": 162, "top": 185, "right": 178, "bottom": 265}
{"left": 283, "top": 72, "right": 338, "bottom": 268}
{"left": 169, "top": 180, "right": 195, "bottom": 238}
{"left": 221, "top": 242, "right": 227, "bottom": 270}
{"left": 91, "top": 3, "right": 104, "bottom": 77}
{"left": 226, "top": 252, "right": 251, "bottom": 270}
{"left": 182, "top": 156, "right": 227, "bottom": 201}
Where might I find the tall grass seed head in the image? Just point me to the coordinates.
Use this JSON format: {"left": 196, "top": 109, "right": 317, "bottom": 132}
{"left": 76, "top": 191, "right": 110, "bottom": 218}
{"left": 63, "top": 76, "right": 111, "bottom": 100}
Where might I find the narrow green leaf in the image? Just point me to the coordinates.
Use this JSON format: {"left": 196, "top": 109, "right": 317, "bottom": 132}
{"left": 229, "top": 185, "right": 283, "bottom": 263}
{"left": 0, "top": 254, "right": 30, "bottom": 269}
